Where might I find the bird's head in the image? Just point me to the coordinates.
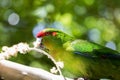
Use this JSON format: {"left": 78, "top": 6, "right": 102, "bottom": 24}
{"left": 36, "top": 28, "right": 58, "bottom": 38}
{"left": 35, "top": 28, "right": 73, "bottom": 49}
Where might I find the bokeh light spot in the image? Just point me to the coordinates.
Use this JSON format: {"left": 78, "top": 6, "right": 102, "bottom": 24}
{"left": 74, "top": 5, "right": 87, "bottom": 15}
{"left": 84, "top": 0, "right": 95, "bottom": 6}
{"left": 34, "top": 7, "right": 47, "bottom": 18}
{"left": 46, "top": 4, "right": 55, "bottom": 13}
{"left": 8, "top": 13, "right": 20, "bottom": 25}
{"left": 84, "top": 16, "right": 97, "bottom": 29}
{"left": 32, "top": 23, "right": 45, "bottom": 38}
{"left": 114, "top": 8, "right": 120, "bottom": 24}
{"left": 0, "top": 0, "right": 12, "bottom": 8}
{"left": 88, "top": 28, "right": 101, "bottom": 42}
{"left": 58, "top": 13, "right": 72, "bottom": 26}
{"left": 105, "top": 41, "right": 116, "bottom": 50}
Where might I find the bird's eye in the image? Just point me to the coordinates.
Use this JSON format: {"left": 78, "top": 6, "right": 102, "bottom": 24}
{"left": 45, "top": 32, "right": 51, "bottom": 36}
{"left": 46, "top": 32, "right": 49, "bottom": 35}
{"left": 44, "top": 32, "right": 56, "bottom": 36}
{"left": 52, "top": 32, "right": 57, "bottom": 36}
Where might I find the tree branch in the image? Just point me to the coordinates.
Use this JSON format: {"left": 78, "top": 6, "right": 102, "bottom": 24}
{"left": 0, "top": 60, "right": 72, "bottom": 80}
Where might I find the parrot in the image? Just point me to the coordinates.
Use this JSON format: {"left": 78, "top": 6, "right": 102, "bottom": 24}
{"left": 36, "top": 28, "right": 120, "bottom": 80}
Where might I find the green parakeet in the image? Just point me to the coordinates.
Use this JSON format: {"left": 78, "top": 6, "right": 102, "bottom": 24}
{"left": 36, "top": 28, "right": 120, "bottom": 80}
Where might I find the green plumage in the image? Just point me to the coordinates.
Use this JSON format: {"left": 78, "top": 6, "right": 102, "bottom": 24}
{"left": 37, "top": 28, "right": 120, "bottom": 79}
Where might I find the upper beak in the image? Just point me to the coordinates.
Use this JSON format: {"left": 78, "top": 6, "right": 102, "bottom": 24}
{"left": 36, "top": 38, "right": 45, "bottom": 49}
{"left": 34, "top": 38, "right": 42, "bottom": 48}
{"left": 36, "top": 38, "right": 42, "bottom": 42}
{"left": 35, "top": 38, "right": 49, "bottom": 52}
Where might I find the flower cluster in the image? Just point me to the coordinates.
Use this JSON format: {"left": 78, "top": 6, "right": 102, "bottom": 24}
{"left": 56, "top": 61, "right": 64, "bottom": 69}
{"left": 0, "top": 43, "right": 30, "bottom": 60}
{"left": 50, "top": 67, "right": 58, "bottom": 74}
{"left": 50, "top": 61, "right": 64, "bottom": 74}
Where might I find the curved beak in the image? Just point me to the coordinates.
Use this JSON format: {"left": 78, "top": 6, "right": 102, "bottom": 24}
{"left": 35, "top": 38, "right": 46, "bottom": 50}
{"left": 36, "top": 38, "right": 42, "bottom": 43}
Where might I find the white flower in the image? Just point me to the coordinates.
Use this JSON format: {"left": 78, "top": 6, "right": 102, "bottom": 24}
{"left": 0, "top": 54, "right": 5, "bottom": 60}
{"left": 1, "top": 52, "right": 10, "bottom": 59}
{"left": 56, "top": 61, "right": 64, "bottom": 69}
{"left": 2, "top": 46, "right": 9, "bottom": 51}
{"left": 0, "top": 42, "right": 30, "bottom": 60}
{"left": 77, "top": 78, "right": 85, "bottom": 80}
{"left": 50, "top": 67, "right": 58, "bottom": 74}
{"left": 7, "top": 47, "right": 18, "bottom": 56}
{"left": 17, "top": 43, "right": 29, "bottom": 54}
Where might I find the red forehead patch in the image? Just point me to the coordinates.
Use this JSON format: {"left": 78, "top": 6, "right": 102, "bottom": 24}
{"left": 36, "top": 31, "right": 57, "bottom": 38}
{"left": 36, "top": 31, "right": 45, "bottom": 37}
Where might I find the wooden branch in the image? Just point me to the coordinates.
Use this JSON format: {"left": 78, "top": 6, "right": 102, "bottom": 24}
{"left": 0, "top": 60, "right": 73, "bottom": 80}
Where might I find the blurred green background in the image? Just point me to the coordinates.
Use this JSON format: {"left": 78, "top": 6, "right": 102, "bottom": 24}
{"left": 0, "top": 0, "right": 120, "bottom": 71}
